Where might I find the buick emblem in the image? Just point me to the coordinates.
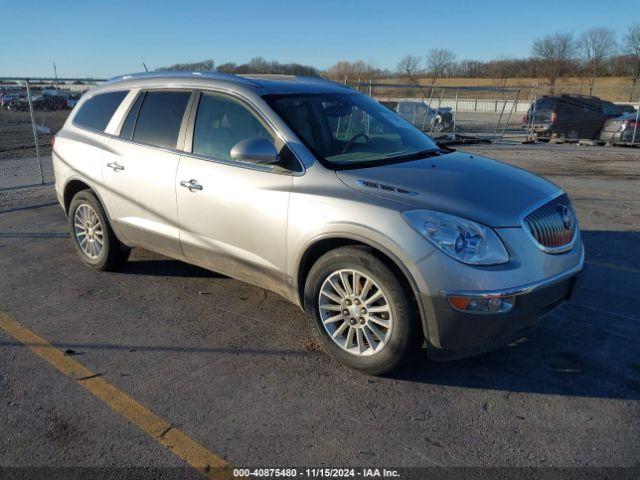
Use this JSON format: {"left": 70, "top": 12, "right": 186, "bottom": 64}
{"left": 559, "top": 205, "right": 573, "bottom": 230}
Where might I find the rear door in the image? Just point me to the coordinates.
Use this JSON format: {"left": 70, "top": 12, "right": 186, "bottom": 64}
{"left": 102, "top": 90, "right": 193, "bottom": 257}
{"left": 176, "top": 91, "right": 293, "bottom": 295}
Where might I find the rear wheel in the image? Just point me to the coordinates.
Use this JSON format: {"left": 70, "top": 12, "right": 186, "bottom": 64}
{"left": 68, "top": 190, "right": 130, "bottom": 270}
{"left": 304, "top": 246, "right": 421, "bottom": 375}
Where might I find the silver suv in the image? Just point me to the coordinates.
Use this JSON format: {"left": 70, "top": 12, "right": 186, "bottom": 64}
{"left": 53, "top": 72, "right": 584, "bottom": 374}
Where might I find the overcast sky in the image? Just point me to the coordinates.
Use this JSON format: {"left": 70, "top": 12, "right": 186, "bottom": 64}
{"left": 3, "top": 0, "right": 634, "bottom": 78}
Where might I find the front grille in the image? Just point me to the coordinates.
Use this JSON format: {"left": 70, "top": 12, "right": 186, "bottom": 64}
{"left": 524, "top": 194, "right": 577, "bottom": 252}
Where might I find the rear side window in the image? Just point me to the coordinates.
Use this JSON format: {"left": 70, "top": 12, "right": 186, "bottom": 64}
{"left": 133, "top": 91, "right": 191, "bottom": 149}
{"left": 74, "top": 91, "right": 128, "bottom": 131}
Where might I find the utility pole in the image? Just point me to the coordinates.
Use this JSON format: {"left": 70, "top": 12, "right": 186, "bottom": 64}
{"left": 53, "top": 62, "right": 58, "bottom": 90}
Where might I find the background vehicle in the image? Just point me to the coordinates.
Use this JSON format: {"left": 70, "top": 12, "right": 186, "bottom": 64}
{"left": 6, "top": 95, "right": 29, "bottom": 111}
{"left": 598, "top": 111, "right": 640, "bottom": 144}
{"left": 43, "top": 90, "right": 80, "bottom": 109}
{"left": 34, "top": 93, "right": 68, "bottom": 110}
{"left": 1, "top": 92, "right": 20, "bottom": 108}
{"left": 524, "top": 94, "right": 623, "bottom": 140}
{"left": 382, "top": 100, "right": 453, "bottom": 132}
{"left": 53, "top": 72, "right": 583, "bottom": 375}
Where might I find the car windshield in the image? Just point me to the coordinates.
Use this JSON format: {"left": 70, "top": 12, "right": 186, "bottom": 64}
{"left": 264, "top": 92, "right": 439, "bottom": 168}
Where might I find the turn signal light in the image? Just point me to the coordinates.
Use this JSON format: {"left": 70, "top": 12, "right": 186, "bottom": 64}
{"left": 448, "top": 295, "right": 515, "bottom": 314}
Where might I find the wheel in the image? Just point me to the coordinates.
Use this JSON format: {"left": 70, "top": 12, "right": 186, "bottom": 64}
{"left": 68, "top": 190, "right": 130, "bottom": 270}
{"left": 304, "top": 246, "right": 421, "bottom": 375}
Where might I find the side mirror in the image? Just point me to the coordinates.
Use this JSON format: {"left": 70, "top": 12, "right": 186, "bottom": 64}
{"left": 230, "top": 138, "right": 279, "bottom": 164}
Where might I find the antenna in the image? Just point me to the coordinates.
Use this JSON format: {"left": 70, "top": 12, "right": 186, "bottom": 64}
{"left": 142, "top": 62, "right": 149, "bottom": 72}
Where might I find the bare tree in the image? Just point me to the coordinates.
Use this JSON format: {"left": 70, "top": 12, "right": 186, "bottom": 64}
{"left": 487, "top": 58, "right": 517, "bottom": 87}
{"left": 157, "top": 59, "right": 215, "bottom": 72}
{"left": 426, "top": 48, "right": 456, "bottom": 86}
{"left": 397, "top": 55, "right": 422, "bottom": 83}
{"left": 325, "top": 60, "right": 379, "bottom": 82}
{"left": 532, "top": 32, "right": 576, "bottom": 93}
{"left": 579, "top": 27, "right": 617, "bottom": 95}
{"left": 397, "top": 54, "right": 431, "bottom": 98}
{"left": 624, "top": 23, "right": 640, "bottom": 101}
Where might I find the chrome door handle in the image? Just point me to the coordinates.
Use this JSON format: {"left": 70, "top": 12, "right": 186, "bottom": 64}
{"left": 180, "top": 179, "right": 203, "bottom": 192}
{"left": 106, "top": 162, "right": 125, "bottom": 172}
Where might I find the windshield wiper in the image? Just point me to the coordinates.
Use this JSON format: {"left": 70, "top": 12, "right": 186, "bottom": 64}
{"left": 384, "top": 149, "right": 441, "bottom": 163}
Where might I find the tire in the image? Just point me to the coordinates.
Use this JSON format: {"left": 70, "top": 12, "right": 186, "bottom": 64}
{"left": 68, "top": 190, "right": 130, "bottom": 270}
{"left": 304, "top": 246, "right": 421, "bottom": 375}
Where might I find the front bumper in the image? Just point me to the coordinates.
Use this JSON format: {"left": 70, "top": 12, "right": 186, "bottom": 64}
{"left": 416, "top": 247, "right": 584, "bottom": 361}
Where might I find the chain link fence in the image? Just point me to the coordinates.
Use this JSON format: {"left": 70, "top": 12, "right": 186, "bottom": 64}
{"left": 1, "top": 76, "right": 638, "bottom": 191}
{"left": 351, "top": 80, "right": 640, "bottom": 147}
{"left": 0, "top": 78, "right": 102, "bottom": 190}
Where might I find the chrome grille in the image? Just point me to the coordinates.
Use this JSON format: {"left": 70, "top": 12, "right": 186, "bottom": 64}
{"left": 524, "top": 194, "right": 577, "bottom": 253}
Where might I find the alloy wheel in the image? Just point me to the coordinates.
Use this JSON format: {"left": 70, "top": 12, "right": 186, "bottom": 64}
{"left": 318, "top": 269, "right": 393, "bottom": 356}
{"left": 73, "top": 203, "right": 104, "bottom": 259}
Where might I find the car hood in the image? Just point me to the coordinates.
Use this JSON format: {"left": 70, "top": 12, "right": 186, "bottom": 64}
{"left": 335, "top": 151, "right": 561, "bottom": 227}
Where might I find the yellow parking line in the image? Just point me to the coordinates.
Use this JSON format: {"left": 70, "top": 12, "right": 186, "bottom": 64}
{"left": 0, "top": 311, "right": 231, "bottom": 479}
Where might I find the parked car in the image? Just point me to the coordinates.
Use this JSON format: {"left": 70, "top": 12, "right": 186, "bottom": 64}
{"left": 382, "top": 100, "right": 453, "bottom": 133}
{"left": 45, "top": 90, "right": 81, "bottom": 109}
{"left": 598, "top": 111, "right": 640, "bottom": 145}
{"left": 6, "top": 93, "right": 67, "bottom": 111}
{"left": 34, "top": 93, "right": 69, "bottom": 111}
{"left": 53, "top": 72, "right": 583, "bottom": 374}
{"left": 6, "top": 95, "right": 30, "bottom": 111}
{"left": 1, "top": 92, "right": 20, "bottom": 108}
{"left": 524, "top": 94, "right": 618, "bottom": 140}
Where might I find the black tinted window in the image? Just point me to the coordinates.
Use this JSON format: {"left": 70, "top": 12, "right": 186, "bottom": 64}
{"left": 133, "top": 91, "right": 191, "bottom": 149}
{"left": 74, "top": 91, "right": 128, "bottom": 131}
{"left": 119, "top": 92, "right": 145, "bottom": 140}
{"left": 535, "top": 98, "right": 556, "bottom": 110}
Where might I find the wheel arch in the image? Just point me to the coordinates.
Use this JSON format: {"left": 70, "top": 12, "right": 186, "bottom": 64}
{"left": 295, "top": 235, "right": 430, "bottom": 341}
{"left": 62, "top": 176, "right": 126, "bottom": 245}
{"left": 63, "top": 178, "right": 92, "bottom": 214}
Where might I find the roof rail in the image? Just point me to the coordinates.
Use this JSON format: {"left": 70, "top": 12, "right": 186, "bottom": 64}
{"left": 106, "top": 70, "right": 257, "bottom": 86}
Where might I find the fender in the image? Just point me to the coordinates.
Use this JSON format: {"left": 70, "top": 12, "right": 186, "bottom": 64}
{"left": 292, "top": 226, "right": 434, "bottom": 342}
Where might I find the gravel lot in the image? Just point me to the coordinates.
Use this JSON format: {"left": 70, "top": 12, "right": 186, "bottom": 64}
{"left": 0, "top": 143, "right": 639, "bottom": 475}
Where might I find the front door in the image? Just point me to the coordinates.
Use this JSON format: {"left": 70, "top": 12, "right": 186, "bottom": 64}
{"left": 176, "top": 91, "right": 293, "bottom": 295}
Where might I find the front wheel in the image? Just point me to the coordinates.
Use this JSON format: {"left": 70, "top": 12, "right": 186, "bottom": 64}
{"left": 68, "top": 190, "right": 130, "bottom": 270}
{"left": 304, "top": 246, "right": 421, "bottom": 375}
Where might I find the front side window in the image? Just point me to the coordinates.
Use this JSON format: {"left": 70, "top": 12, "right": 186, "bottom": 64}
{"left": 132, "top": 91, "right": 191, "bottom": 149}
{"left": 265, "top": 92, "right": 438, "bottom": 168}
{"left": 192, "top": 92, "right": 273, "bottom": 161}
{"left": 74, "top": 90, "right": 128, "bottom": 131}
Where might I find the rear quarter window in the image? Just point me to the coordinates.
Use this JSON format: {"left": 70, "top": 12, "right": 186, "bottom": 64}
{"left": 132, "top": 91, "right": 191, "bottom": 149}
{"left": 74, "top": 91, "right": 128, "bottom": 132}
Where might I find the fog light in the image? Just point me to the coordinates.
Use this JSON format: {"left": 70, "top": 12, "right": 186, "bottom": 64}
{"left": 448, "top": 295, "right": 515, "bottom": 313}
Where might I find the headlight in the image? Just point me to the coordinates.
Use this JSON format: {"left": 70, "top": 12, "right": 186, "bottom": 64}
{"left": 403, "top": 210, "right": 509, "bottom": 265}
